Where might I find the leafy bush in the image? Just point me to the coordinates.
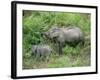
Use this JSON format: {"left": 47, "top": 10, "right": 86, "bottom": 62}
{"left": 62, "top": 45, "right": 81, "bottom": 55}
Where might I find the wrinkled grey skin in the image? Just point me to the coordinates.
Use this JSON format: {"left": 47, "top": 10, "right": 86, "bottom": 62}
{"left": 31, "top": 45, "right": 52, "bottom": 61}
{"left": 42, "top": 26, "right": 84, "bottom": 55}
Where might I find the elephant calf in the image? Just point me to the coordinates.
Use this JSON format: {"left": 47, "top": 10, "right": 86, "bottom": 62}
{"left": 31, "top": 45, "right": 52, "bottom": 61}
{"left": 42, "top": 26, "right": 84, "bottom": 55}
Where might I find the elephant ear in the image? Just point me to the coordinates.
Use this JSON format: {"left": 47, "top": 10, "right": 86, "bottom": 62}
{"left": 58, "top": 34, "right": 65, "bottom": 43}
{"left": 50, "top": 27, "right": 61, "bottom": 38}
{"left": 50, "top": 31, "right": 60, "bottom": 38}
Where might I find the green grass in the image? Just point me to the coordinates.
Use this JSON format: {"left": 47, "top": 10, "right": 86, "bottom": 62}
{"left": 23, "top": 10, "right": 91, "bottom": 69}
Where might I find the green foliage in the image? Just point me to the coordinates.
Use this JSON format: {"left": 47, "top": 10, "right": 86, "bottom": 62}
{"left": 62, "top": 45, "right": 81, "bottom": 55}
{"left": 23, "top": 10, "right": 91, "bottom": 69}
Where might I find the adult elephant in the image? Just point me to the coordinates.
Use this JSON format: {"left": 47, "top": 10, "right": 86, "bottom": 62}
{"left": 42, "top": 26, "right": 84, "bottom": 55}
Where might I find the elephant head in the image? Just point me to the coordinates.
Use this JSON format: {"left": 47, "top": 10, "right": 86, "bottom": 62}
{"left": 42, "top": 27, "right": 58, "bottom": 38}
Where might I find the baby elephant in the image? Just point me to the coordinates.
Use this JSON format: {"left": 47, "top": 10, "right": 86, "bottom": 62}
{"left": 31, "top": 45, "right": 52, "bottom": 61}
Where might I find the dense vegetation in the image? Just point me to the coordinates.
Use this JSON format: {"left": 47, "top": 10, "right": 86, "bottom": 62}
{"left": 23, "top": 10, "right": 91, "bottom": 69}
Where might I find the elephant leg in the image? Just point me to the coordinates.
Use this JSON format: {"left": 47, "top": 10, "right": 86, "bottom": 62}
{"left": 55, "top": 43, "right": 59, "bottom": 54}
{"left": 58, "top": 42, "right": 63, "bottom": 55}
